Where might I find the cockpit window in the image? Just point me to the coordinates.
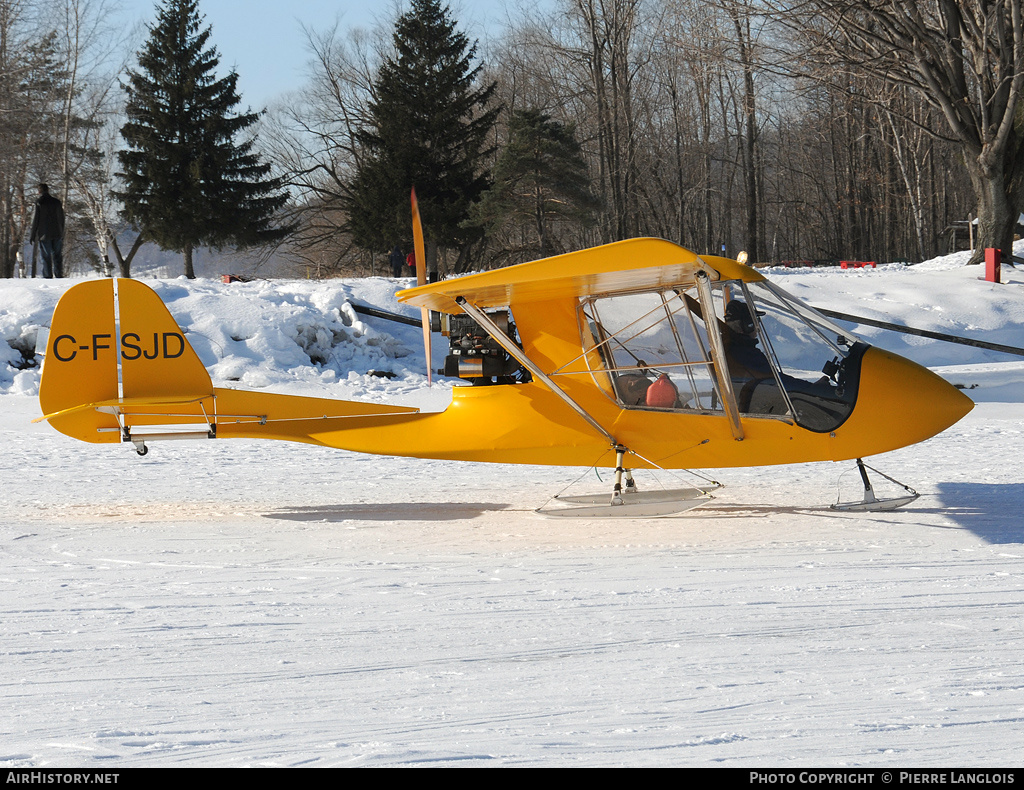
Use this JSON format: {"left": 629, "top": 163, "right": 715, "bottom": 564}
{"left": 580, "top": 288, "right": 725, "bottom": 413}
{"left": 579, "top": 277, "right": 865, "bottom": 433}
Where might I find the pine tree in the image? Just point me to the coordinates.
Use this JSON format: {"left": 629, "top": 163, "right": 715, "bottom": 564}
{"left": 471, "top": 109, "right": 598, "bottom": 260}
{"left": 117, "top": 0, "right": 291, "bottom": 278}
{"left": 346, "top": 0, "right": 498, "bottom": 271}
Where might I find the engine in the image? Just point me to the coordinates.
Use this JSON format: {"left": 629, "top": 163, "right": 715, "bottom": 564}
{"left": 433, "top": 311, "right": 529, "bottom": 384}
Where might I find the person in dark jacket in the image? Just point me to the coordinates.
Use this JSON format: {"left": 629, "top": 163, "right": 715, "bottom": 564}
{"left": 389, "top": 244, "right": 404, "bottom": 278}
{"left": 723, "top": 300, "right": 772, "bottom": 382}
{"left": 722, "top": 299, "right": 837, "bottom": 419}
{"left": 30, "top": 184, "right": 65, "bottom": 278}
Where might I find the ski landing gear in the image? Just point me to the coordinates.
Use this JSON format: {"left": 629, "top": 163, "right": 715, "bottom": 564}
{"left": 540, "top": 445, "right": 720, "bottom": 518}
{"left": 831, "top": 458, "right": 919, "bottom": 512}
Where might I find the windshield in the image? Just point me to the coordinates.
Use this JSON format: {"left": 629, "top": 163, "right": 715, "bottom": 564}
{"left": 723, "top": 280, "right": 864, "bottom": 432}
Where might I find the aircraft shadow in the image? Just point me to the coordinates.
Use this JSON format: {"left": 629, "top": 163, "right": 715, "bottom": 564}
{"left": 258, "top": 486, "right": 1024, "bottom": 542}
{"left": 931, "top": 482, "right": 1024, "bottom": 544}
{"left": 698, "top": 483, "right": 1024, "bottom": 545}
{"left": 263, "top": 502, "right": 513, "bottom": 523}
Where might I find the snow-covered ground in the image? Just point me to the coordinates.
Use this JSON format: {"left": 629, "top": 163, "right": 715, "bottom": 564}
{"left": 1, "top": 249, "right": 1023, "bottom": 766}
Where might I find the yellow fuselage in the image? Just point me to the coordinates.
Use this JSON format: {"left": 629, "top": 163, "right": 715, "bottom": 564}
{"left": 38, "top": 240, "right": 973, "bottom": 470}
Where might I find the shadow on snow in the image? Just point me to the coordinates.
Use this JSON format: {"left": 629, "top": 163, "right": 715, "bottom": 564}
{"left": 263, "top": 502, "right": 514, "bottom": 523}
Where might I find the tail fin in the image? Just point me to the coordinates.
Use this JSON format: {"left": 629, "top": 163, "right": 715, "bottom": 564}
{"left": 39, "top": 277, "right": 421, "bottom": 452}
{"left": 39, "top": 278, "right": 213, "bottom": 443}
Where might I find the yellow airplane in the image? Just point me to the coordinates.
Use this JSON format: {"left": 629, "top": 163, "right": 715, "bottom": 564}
{"left": 36, "top": 237, "right": 972, "bottom": 516}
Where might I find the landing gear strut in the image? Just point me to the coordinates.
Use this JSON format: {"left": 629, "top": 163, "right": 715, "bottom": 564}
{"left": 611, "top": 445, "right": 637, "bottom": 504}
{"left": 831, "top": 458, "right": 918, "bottom": 512}
{"left": 541, "top": 445, "right": 719, "bottom": 518}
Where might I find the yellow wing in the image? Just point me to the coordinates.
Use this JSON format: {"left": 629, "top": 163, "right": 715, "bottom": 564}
{"left": 396, "top": 238, "right": 764, "bottom": 313}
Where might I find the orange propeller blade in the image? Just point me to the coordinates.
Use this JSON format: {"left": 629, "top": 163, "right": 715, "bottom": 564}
{"left": 411, "top": 188, "right": 432, "bottom": 385}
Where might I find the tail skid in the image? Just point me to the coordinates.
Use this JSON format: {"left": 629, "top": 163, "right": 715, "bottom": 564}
{"left": 38, "top": 278, "right": 419, "bottom": 451}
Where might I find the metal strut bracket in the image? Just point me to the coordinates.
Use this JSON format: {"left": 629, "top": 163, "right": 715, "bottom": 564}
{"left": 611, "top": 445, "right": 631, "bottom": 505}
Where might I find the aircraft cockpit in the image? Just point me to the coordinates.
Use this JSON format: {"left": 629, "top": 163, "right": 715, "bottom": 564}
{"left": 579, "top": 277, "right": 867, "bottom": 433}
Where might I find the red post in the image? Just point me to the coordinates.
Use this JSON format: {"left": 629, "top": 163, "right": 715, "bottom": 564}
{"left": 985, "top": 248, "right": 1001, "bottom": 283}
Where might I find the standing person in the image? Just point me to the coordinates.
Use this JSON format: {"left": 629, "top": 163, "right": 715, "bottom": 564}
{"left": 30, "top": 184, "right": 65, "bottom": 278}
{"left": 389, "top": 243, "right": 404, "bottom": 278}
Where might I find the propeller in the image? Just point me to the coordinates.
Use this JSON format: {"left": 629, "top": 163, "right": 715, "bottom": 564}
{"left": 411, "top": 187, "right": 432, "bottom": 385}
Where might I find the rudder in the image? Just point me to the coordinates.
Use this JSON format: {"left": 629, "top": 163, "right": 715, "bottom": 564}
{"left": 116, "top": 278, "right": 211, "bottom": 400}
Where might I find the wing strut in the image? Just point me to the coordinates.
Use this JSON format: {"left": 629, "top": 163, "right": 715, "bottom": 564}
{"left": 455, "top": 296, "right": 617, "bottom": 447}
{"left": 695, "top": 272, "right": 745, "bottom": 441}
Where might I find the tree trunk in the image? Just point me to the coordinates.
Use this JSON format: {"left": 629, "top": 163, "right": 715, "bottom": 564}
{"left": 425, "top": 239, "right": 438, "bottom": 281}
{"left": 110, "top": 232, "right": 145, "bottom": 278}
{"left": 184, "top": 243, "right": 196, "bottom": 279}
{"left": 967, "top": 161, "right": 1016, "bottom": 263}
{"left": 534, "top": 178, "right": 548, "bottom": 258}
{"left": 731, "top": 8, "right": 760, "bottom": 262}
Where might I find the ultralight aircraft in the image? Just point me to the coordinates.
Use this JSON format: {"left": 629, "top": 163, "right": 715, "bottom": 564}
{"left": 36, "top": 218, "right": 973, "bottom": 516}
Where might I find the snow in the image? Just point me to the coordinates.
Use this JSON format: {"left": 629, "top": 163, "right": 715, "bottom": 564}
{"left": 1, "top": 251, "right": 1023, "bottom": 766}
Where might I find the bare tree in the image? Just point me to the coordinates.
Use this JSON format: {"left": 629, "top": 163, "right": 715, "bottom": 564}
{"left": 571, "top": 0, "right": 642, "bottom": 241}
{"left": 274, "top": 0, "right": 980, "bottom": 271}
{"left": 730, "top": 3, "right": 770, "bottom": 261}
{"left": 0, "top": 0, "right": 136, "bottom": 278}
{"left": 52, "top": 0, "right": 139, "bottom": 276}
{"left": 776, "top": 0, "right": 1024, "bottom": 261}
{"left": 262, "top": 22, "right": 382, "bottom": 276}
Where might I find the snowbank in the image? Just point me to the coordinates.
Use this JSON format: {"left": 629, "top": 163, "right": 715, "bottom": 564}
{"left": 0, "top": 275, "right": 451, "bottom": 405}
